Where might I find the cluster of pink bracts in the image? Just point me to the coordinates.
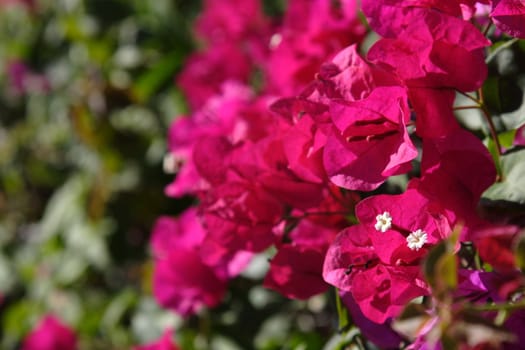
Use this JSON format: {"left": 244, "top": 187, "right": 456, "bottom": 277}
{"left": 153, "top": 0, "right": 525, "bottom": 348}
{"left": 19, "top": 0, "right": 525, "bottom": 349}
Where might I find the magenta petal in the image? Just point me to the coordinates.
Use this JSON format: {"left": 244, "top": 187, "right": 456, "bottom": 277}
{"left": 367, "top": 7, "right": 489, "bottom": 92}
{"left": 491, "top": 0, "right": 525, "bottom": 38}
{"left": 164, "top": 159, "right": 203, "bottom": 198}
{"left": 21, "top": 315, "right": 76, "bottom": 350}
{"left": 324, "top": 126, "right": 416, "bottom": 191}
{"left": 324, "top": 86, "right": 416, "bottom": 191}
{"left": 323, "top": 225, "right": 376, "bottom": 292}
{"left": 409, "top": 88, "right": 459, "bottom": 138}
{"left": 259, "top": 174, "right": 324, "bottom": 210}
{"left": 362, "top": 0, "right": 486, "bottom": 35}
{"left": 150, "top": 208, "right": 206, "bottom": 257}
{"left": 153, "top": 250, "right": 227, "bottom": 316}
{"left": 340, "top": 292, "right": 404, "bottom": 349}
{"left": 417, "top": 129, "right": 496, "bottom": 238}
{"left": 421, "top": 129, "right": 496, "bottom": 200}
{"left": 388, "top": 266, "right": 429, "bottom": 305}
{"left": 133, "top": 329, "right": 180, "bottom": 350}
{"left": 193, "top": 136, "right": 233, "bottom": 185}
{"left": 356, "top": 190, "right": 449, "bottom": 263}
{"left": 350, "top": 266, "right": 405, "bottom": 323}
{"left": 264, "top": 245, "right": 329, "bottom": 299}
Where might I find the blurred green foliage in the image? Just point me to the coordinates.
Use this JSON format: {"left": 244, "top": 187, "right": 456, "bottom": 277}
{"left": 0, "top": 0, "right": 198, "bottom": 348}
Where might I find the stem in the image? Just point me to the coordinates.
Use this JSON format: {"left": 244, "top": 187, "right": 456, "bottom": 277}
{"left": 453, "top": 105, "right": 481, "bottom": 111}
{"left": 467, "top": 300, "right": 525, "bottom": 313}
{"left": 456, "top": 89, "right": 503, "bottom": 180}
{"left": 456, "top": 90, "right": 482, "bottom": 105}
{"left": 476, "top": 87, "right": 504, "bottom": 180}
{"left": 481, "top": 105, "right": 503, "bottom": 157}
{"left": 485, "top": 38, "right": 519, "bottom": 64}
{"left": 478, "top": 87, "right": 503, "bottom": 157}
{"left": 482, "top": 22, "right": 493, "bottom": 37}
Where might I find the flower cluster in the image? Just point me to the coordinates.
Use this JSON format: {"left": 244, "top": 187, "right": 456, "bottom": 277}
{"left": 151, "top": 0, "right": 525, "bottom": 348}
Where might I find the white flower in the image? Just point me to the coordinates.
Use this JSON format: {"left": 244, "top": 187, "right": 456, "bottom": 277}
{"left": 406, "top": 229, "right": 428, "bottom": 251}
{"left": 375, "top": 211, "right": 392, "bottom": 233}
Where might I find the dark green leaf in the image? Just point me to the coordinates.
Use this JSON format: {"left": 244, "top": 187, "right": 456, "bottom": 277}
{"left": 132, "top": 51, "right": 183, "bottom": 103}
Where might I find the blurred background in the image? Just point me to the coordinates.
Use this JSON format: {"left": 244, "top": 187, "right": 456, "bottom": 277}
{"left": 0, "top": 0, "right": 198, "bottom": 348}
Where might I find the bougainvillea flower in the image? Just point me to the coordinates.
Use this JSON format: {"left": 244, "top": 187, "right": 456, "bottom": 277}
{"left": 282, "top": 0, "right": 362, "bottom": 38}
{"left": 408, "top": 87, "right": 459, "bottom": 138}
{"left": 323, "top": 224, "right": 424, "bottom": 323}
{"left": 264, "top": 0, "right": 365, "bottom": 95}
{"left": 356, "top": 189, "right": 451, "bottom": 263}
{"left": 153, "top": 249, "right": 228, "bottom": 317}
{"left": 190, "top": 107, "right": 337, "bottom": 261}
{"left": 293, "top": 46, "right": 417, "bottom": 191}
{"left": 366, "top": 6, "right": 490, "bottom": 92}
{"left": 471, "top": 225, "right": 521, "bottom": 272}
{"left": 134, "top": 329, "right": 180, "bottom": 350}
{"left": 164, "top": 157, "right": 202, "bottom": 198}
{"left": 324, "top": 189, "right": 451, "bottom": 322}
{"left": 362, "top": 0, "right": 487, "bottom": 28}
{"left": 269, "top": 96, "right": 333, "bottom": 186}
{"left": 21, "top": 315, "right": 76, "bottom": 350}
{"left": 199, "top": 178, "right": 283, "bottom": 255}
{"left": 176, "top": 44, "right": 252, "bottom": 109}
{"left": 255, "top": 134, "right": 327, "bottom": 210}
{"left": 165, "top": 83, "right": 273, "bottom": 197}
{"left": 491, "top": 0, "right": 525, "bottom": 39}
{"left": 151, "top": 209, "right": 249, "bottom": 316}
{"left": 264, "top": 217, "right": 342, "bottom": 299}
{"left": 310, "top": 45, "right": 400, "bottom": 103}
{"left": 264, "top": 244, "right": 329, "bottom": 299}
{"left": 278, "top": 112, "right": 327, "bottom": 184}
{"left": 150, "top": 209, "right": 206, "bottom": 257}
{"left": 195, "top": 0, "right": 270, "bottom": 45}
{"left": 324, "top": 86, "right": 417, "bottom": 191}
{"left": 192, "top": 136, "right": 234, "bottom": 187}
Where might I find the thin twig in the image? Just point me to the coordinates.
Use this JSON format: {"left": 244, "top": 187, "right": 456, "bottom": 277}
{"left": 453, "top": 105, "right": 481, "bottom": 111}
{"left": 456, "top": 90, "right": 482, "bottom": 105}
{"left": 482, "top": 22, "right": 493, "bottom": 37}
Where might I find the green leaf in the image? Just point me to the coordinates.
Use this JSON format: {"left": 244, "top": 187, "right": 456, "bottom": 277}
{"left": 1, "top": 300, "right": 39, "bottom": 349}
{"left": 483, "top": 148, "right": 525, "bottom": 204}
{"left": 423, "top": 229, "right": 459, "bottom": 298}
{"left": 500, "top": 129, "right": 517, "bottom": 149}
{"left": 132, "top": 51, "right": 183, "bottom": 103}
{"left": 497, "top": 77, "right": 525, "bottom": 131}
{"left": 101, "top": 289, "right": 138, "bottom": 330}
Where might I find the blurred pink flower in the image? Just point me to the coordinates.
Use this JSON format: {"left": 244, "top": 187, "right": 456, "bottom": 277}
{"left": 134, "top": 329, "right": 179, "bottom": 350}
{"left": 21, "top": 315, "right": 76, "bottom": 350}
{"left": 6, "top": 60, "right": 49, "bottom": 96}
